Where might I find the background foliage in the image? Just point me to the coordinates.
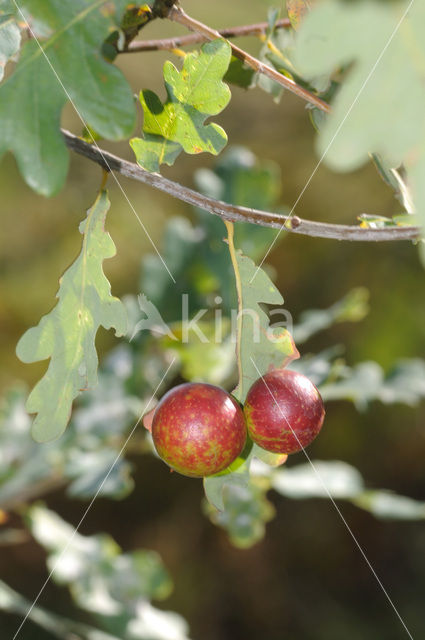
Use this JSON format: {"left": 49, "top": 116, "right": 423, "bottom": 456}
{"left": 1, "top": 1, "right": 424, "bottom": 639}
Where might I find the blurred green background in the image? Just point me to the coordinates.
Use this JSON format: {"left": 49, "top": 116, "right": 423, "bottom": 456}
{"left": 1, "top": 1, "right": 425, "bottom": 638}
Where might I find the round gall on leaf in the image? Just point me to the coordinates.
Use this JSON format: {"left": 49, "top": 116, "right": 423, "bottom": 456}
{"left": 244, "top": 369, "right": 325, "bottom": 455}
{"left": 152, "top": 383, "right": 247, "bottom": 478}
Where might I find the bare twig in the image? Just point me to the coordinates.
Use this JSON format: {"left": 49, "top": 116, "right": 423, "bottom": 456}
{"left": 126, "top": 18, "right": 291, "bottom": 53}
{"left": 63, "top": 130, "right": 419, "bottom": 242}
{"left": 166, "top": 6, "right": 331, "bottom": 114}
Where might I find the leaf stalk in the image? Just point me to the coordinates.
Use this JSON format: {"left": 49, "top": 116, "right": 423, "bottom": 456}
{"left": 224, "top": 221, "right": 243, "bottom": 389}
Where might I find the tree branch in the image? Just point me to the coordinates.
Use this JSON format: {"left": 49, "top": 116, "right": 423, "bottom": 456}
{"left": 125, "top": 18, "right": 291, "bottom": 53}
{"left": 62, "top": 130, "right": 419, "bottom": 243}
{"left": 166, "top": 5, "right": 331, "bottom": 114}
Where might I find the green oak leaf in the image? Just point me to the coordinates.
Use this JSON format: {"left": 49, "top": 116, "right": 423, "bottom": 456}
{"left": 224, "top": 56, "right": 254, "bottom": 89}
{"left": 293, "top": 0, "right": 425, "bottom": 236}
{"left": 16, "top": 190, "right": 127, "bottom": 442}
{"left": 0, "top": 13, "right": 20, "bottom": 81}
{"left": 233, "top": 251, "right": 299, "bottom": 404}
{"left": 204, "top": 478, "right": 275, "bottom": 548}
{"left": 204, "top": 460, "right": 250, "bottom": 513}
{"left": 203, "top": 443, "right": 285, "bottom": 512}
{"left": 130, "top": 39, "right": 231, "bottom": 172}
{"left": 130, "top": 131, "right": 182, "bottom": 174}
{"left": 0, "top": 0, "right": 135, "bottom": 195}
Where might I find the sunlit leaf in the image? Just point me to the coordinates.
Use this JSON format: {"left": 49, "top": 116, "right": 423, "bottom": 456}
{"left": 130, "top": 39, "right": 231, "bottom": 172}
{"left": 16, "top": 190, "right": 127, "bottom": 442}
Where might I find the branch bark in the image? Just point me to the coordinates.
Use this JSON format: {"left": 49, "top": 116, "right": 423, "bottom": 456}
{"left": 166, "top": 6, "right": 331, "bottom": 114}
{"left": 63, "top": 130, "right": 419, "bottom": 243}
{"left": 126, "top": 18, "right": 291, "bottom": 53}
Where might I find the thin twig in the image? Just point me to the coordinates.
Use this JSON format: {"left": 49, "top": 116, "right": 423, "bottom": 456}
{"left": 62, "top": 130, "right": 419, "bottom": 243}
{"left": 167, "top": 5, "right": 331, "bottom": 114}
{"left": 126, "top": 18, "right": 291, "bottom": 53}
